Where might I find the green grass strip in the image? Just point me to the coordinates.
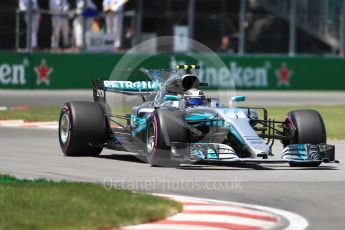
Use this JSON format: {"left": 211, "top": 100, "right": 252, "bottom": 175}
{"left": 266, "top": 106, "right": 345, "bottom": 140}
{"left": 0, "top": 175, "right": 182, "bottom": 230}
{"left": 0, "top": 106, "right": 60, "bottom": 122}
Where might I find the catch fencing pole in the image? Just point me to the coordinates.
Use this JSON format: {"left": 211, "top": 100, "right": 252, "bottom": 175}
{"left": 238, "top": 0, "right": 246, "bottom": 56}
{"left": 289, "top": 0, "right": 297, "bottom": 57}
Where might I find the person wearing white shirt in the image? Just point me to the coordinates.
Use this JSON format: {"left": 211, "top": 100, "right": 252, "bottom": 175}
{"left": 73, "top": 0, "right": 97, "bottom": 49}
{"left": 50, "top": 0, "right": 70, "bottom": 49}
{"left": 103, "top": 0, "right": 127, "bottom": 50}
{"left": 19, "top": 0, "right": 40, "bottom": 49}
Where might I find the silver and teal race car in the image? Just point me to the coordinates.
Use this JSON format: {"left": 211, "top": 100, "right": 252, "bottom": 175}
{"left": 58, "top": 64, "right": 337, "bottom": 167}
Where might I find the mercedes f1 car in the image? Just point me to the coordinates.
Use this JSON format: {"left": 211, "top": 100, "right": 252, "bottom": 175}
{"left": 59, "top": 64, "right": 337, "bottom": 167}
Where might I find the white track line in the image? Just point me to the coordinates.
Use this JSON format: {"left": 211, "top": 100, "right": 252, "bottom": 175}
{"left": 0, "top": 120, "right": 58, "bottom": 129}
{"left": 0, "top": 120, "right": 24, "bottom": 124}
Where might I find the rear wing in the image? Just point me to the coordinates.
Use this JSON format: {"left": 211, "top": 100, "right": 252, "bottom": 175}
{"left": 93, "top": 80, "right": 161, "bottom": 102}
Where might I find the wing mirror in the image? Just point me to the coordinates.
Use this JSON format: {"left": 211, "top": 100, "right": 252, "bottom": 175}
{"left": 229, "top": 96, "right": 245, "bottom": 108}
{"left": 164, "top": 95, "right": 179, "bottom": 101}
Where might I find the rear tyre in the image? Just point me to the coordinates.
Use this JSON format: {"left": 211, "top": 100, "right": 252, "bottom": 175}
{"left": 59, "top": 101, "right": 106, "bottom": 156}
{"left": 284, "top": 109, "right": 326, "bottom": 167}
{"left": 145, "top": 109, "right": 187, "bottom": 167}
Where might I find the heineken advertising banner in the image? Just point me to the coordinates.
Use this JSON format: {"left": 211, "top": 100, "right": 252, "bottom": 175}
{"left": 0, "top": 52, "right": 344, "bottom": 90}
{"left": 0, "top": 53, "right": 31, "bottom": 89}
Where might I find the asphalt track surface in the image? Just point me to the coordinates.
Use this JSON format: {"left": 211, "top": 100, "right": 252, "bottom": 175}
{"left": 1, "top": 90, "right": 345, "bottom": 107}
{"left": 1, "top": 90, "right": 344, "bottom": 229}
{"left": 0, "top": 127, "right": 344, "bottom": 230}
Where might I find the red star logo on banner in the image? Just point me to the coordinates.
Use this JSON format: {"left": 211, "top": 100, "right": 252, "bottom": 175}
{"left": 34, "top": 59, "right": 53, "bottom": 85}
{"left": 275, "top": 63, "right": 293, "bottom": 87}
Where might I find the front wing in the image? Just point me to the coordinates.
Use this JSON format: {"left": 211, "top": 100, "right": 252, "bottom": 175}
{"left": 199, "top": 158, "right": 336, "bottom": 165}
{"left": 170, "top": 142, "right": 338, "bottom": 165}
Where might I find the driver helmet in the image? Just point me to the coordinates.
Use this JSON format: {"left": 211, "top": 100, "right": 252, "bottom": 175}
{"left": 184, "top": 88, "right": 205, "bottom": 106}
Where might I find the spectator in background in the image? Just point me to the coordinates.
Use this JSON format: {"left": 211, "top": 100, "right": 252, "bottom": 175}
{"left": 91, "top": 18, "right": 103, "bottom": 33}
{"left": 103, "top": 0, "right": 127, "bottom": 51}
{"left": 50, "top": 0, "right": 70, "bottom": 49}
{"left": 73, "top": 0, "right": 98, "bottom": 50}
{"left": 19, "top": 0, "right": 40, "bottom": 50}
{"left": 217, "top": 35, "right": 234, "bottom": 54}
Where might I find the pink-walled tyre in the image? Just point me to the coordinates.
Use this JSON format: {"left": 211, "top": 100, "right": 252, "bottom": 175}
{"left": 59, "top": 101, "right": 106, "bottom": 156}
{"left": 145, "top": 109, "right": 187, "bottom": 167}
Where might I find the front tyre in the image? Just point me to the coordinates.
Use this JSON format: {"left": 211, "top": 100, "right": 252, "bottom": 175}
{"left": 145, "top": 109, "right": 187, "bottom": 167}
{"left": 59, "top": 101, "right": 106, "bottom": 156}
{"left": 284, "top": 109, "right": 326, "bottom": 167}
